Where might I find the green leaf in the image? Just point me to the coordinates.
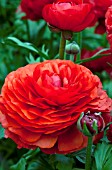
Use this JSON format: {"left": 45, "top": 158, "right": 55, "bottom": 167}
{"left": 27, "top": 156, "right": 53, "bottom": 170}
{"left": 72, "top": 169, "right": 84, "bottom": 170}
{"left": 2, "top": 37, "right": 49, "bottom": 60}
{"left": 72, "top": 148, "right": 86, "bottom": 164}
{"left": 26, "top": 53, "right": 45, "bottom": 64}
{"left": 0, "top": 124, "right": 4, "bottom": 139}
{"left": 103, "top": 80, "right": 112, "bottom": 98}
{"left": 4, "top": 37, "right": 38, "bottom": 53}
{"left": 103, "top": 156, "right": 112, "bottom": 170}
{"left": 23, "top": 148, "right": 40, "bottom": 161}
{"left": 27, "top": 161, "right": 53, "bottom": 170}
{"left": 10, "top": 158, "right": 26, "bottom": 170}
{"left": 26, "top": 53, "right": 40, "bottom": 64}
{"left": 76, "top": 48, "right": 110, "bottom": 64}
{"left": 56, "top": 156, "right": 74, "bottom": 170}
{"left": 93, "top": 142, "right": 112, "bottom": 170}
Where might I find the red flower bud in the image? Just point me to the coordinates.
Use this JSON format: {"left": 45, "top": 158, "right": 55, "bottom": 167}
{"left": 77, "top": 111, "right": 105, "bottom": 136}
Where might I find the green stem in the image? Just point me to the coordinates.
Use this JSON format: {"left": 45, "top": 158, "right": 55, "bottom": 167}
{"left": 76, "top": 48, "right": 110, "bottom": 64}
{"left": 76, "top": 31, "right": 82, "bottom": 62}
{"left": 25, "top": 20, "right": 30, "bottom": 41}
{"left": 76, "top": 52, "right": 111, "bottom": 64}
{"left": 85, "top": 137, "right": 93, "bottom": 170}
{"left": 59, "top": 32, "right": 66, "bottom": 60}
{"left": 70, "top": 54, "right": 74, "bottom": 62}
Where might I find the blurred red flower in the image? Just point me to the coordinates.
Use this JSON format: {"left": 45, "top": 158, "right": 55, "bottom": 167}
{"left": 80, "top": 48, "right": 112, "bottom": 78}
{"left": 0, "top": 60, "right": 112, "bottom": 154}
{"left": 84, "top": 0, "right": 112, "bottom": 34}
{"left": 19, "top": 0, "right": 54, "bottom": 21}
{"left": 106, "top": 6, "right": 112, "bottom": 50}
{"left": 42, "top": 0, "right": 95, "bottom": 32}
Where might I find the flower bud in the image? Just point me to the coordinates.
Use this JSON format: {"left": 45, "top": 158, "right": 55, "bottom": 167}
{"left": 65, "top": 41, "right": 80, "bottom": 55}
{"left": 77, "top": 111, "right": 105, "bottom": 137}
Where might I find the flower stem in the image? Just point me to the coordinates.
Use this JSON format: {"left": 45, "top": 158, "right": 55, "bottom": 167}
{"left": 76, "top": 31, "right": 82, "bottom": 62}
{"left": 70, "top": 54, "right": 74, "bottom": 62}
{"left": 59, "top": 32, "right": 66, "bottom": 60}
{"left": 85, "top": 136, "right": 93, "bottom": 170}
{"left": 25, "top": 20, "right": 31, "bottom": 41}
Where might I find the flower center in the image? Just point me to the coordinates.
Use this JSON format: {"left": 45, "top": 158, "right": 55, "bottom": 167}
{"left": 50, "top": 74, "right": 62, "bottom": 87}
{"left": 56, "top": 2, "right": 72, "bottom": 10}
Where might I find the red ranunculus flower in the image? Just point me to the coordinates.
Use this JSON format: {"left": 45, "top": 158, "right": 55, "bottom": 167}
{"left": 0, "top": 60, "right": 112, "bottom": 154}
{"left": 20, "top": 0, "right": 54, "bottom": 21}
{"left": 42, "top": 0, "right": 95, "bottom": 32}
{"left": 84, "top": 0, "right": 112, "bottom": 34}
{"left": 79, "top": 48, "right": 112, "bottom": 78}
{"left": 94, "top": 0, "right": 112, "bottom": 11}
{"left": 106, "top": 6, "right": 112, "bottom": 50}
{"left": 95, "top": 0, "right": 112, "bottom": 34}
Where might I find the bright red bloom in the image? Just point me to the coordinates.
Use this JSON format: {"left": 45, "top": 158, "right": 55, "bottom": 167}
{"left": 106, "top": 6, "right": 112, "bottom": 50}
{"left": 0, "top": 60, "right": 112, "bottom": 154}
{"left": 42, "top": 0, "right": 95, "bottom": 32}
{"left": 80, "top": 48, "right": 112, "bottom": 78}
{"left": 20, "top": 0, "right": 54, "bottom": 21}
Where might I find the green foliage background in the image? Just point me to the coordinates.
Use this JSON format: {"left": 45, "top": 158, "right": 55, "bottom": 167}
{"left": 0, "top": 1, "right": 112, "bottom": 170}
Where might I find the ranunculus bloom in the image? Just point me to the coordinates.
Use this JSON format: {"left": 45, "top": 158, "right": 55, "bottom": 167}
{"left": 0, "top": 60, "right": 112, "bottom": 154}
{"left": 94, "top": 0, "right": 112, "bottom": 10}
{"left": 79, "top": 48, "right": 112, "bottom": 78}
{"left": 42, "top": 0, "right": 95, "bottom": 32}
{"left": 20, "top": 0, "right": 54, "bottom": 21}
{"left": 84, "top": 0, "right": 112, "bottom": 34}
{"left": 106, "top": 6, "right": 112, "bottom": 50}
{"left": 94, "top": 0, "right": 112, "bottom": 34}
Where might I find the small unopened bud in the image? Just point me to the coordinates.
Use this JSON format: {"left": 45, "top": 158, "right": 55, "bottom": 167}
{"left": 65, "top": 41, "right": 80, "bottom": 55}
{"left": 77, "top": 111, "right": 105, "bottom": 137}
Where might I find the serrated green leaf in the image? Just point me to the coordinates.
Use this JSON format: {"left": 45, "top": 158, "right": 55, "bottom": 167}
{"left": 2, "top": 37, "right": 49, "bottom": 60}
{"left": 5, "top": 37, "right": 38, "bottom": 53}
{"left": 42, "top": 45, "right": 49, "bottom": 56}
{"left": 26, "top": 53, "right": 45, "bottom": 64}
{"left": 10, "top": 158, "right": 26, "bottom": 170}
{"left": 93, "top": 142, "right": 112, "bottom": 170}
